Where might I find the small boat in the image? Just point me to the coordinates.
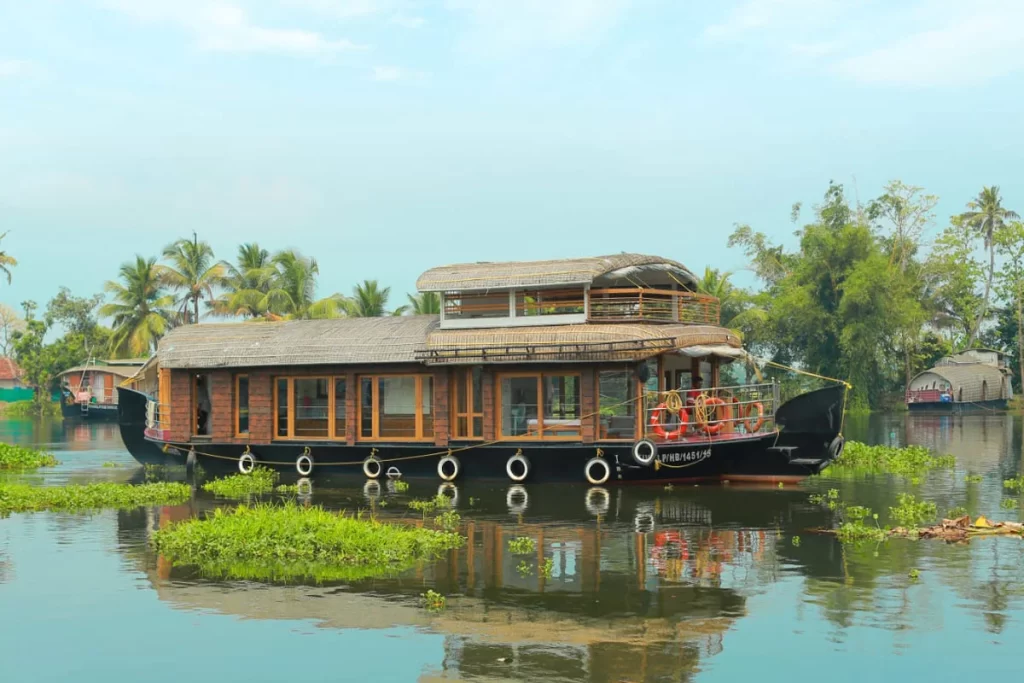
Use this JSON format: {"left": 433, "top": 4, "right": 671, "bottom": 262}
{"left": 118, "top": 253, "right": 847, "bottom": 483}
{"left": 58, "top": 359, "right": 147, "bottom": 421}
{"left": 906, "top": 349, "right": 1013, "bottom": 413}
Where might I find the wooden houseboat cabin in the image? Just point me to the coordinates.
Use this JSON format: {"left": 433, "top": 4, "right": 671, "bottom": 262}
{"left": 58, "top": 359, "right": 146, "bottom": 420}
{"left": 118, "top": 254, "right": 846, "bottom": 483}
{"left": 906, "top": 348, "right": 1013, "bottom": 413}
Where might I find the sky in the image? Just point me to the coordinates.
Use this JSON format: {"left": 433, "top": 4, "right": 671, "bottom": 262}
{"left": 2, "top": 0, "right": 1024, "bottom": 320}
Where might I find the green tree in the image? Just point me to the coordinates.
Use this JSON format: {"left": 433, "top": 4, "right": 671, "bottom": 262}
{"left": 995, "top": 221, "right": 1024, "bottom": 391}
{"left": 262, "top": 250, "right": 345, "bottom": 320}
{"left": 159, "top": 233, "right": 225, "bottom": 324}
{"left": 11, "top": 304, "right": 50, "bottom": 409}
{"left": 405, "top": 291, "right": 441, "bottom": 315}
{"left": 959, "top": 186, "right": 1019, "bottom": 347}
{"left": 346, "top": 280, "right": 397, "bottom": 317}
{"left": 694, "top": 267, "right": 764, "bottom": 335}
{"left": 100, "top": 256, "right": 175, "bottom": 356}
{"left": 926, "top": 217, "right": 985, "bottom": 345}
{"left": 213, "top": 243, "right": 277, "bottom": 318}
{"left": 0, "top": 231, "right": 17, "bottom": 284}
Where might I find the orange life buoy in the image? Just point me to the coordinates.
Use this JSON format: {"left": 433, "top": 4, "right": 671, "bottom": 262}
{"left": 744, "top": 402, "right": 765, "bottom": 433}
{"left": 698, "top": 397, "right": 726, "bottom": 434}
{"left": 648, "top": 402, "right": 687, "bottom": 440}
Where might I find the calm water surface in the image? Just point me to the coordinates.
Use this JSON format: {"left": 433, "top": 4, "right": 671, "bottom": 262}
{"left": 2, "top": 415, "right": 1024, "bottom": 682}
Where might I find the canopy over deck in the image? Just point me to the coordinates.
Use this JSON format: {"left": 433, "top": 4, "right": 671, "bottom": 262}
{"left": 416, "top": 253, "right": 698, "bottom": 293}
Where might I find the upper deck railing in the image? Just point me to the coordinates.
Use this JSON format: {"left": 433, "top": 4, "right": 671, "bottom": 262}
{"left": 588, "top": 288, "right": 721, "bottom": 325}
{"left": 642, "top": 383, "right": 779, "bottom": 443}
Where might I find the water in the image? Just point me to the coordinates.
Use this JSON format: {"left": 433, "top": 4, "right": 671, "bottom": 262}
{"left": 2, "top": 414, "right": 1024, "bottom": 682}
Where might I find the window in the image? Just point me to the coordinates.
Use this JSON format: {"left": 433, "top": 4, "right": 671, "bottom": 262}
{"left": 598, "top": 369, "right": 637, "bottom": 440}
{"left": 499, "top": 372, "right": 581, "bottom": 439}
{"left": 358, "top": 374, "right": 435, "bottom": 441}
{"left": 274, "top": 376, "right": 347, "bottom": 440}
{"left": 443, "top": 291, "right": 510, "bottom": 319}
{"left": 452, "top": 367, "right": 484, "bottom": 439}
{"left": 236, "top": 375, "right": 249, "bottom": 435}
{"left": 515, "top": 288, "right": 585, "bottom": 316}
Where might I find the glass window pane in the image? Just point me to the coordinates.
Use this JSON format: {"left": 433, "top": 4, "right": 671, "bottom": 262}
{"left": 516, "top": 288, "right": 585, "bottom": 316}
{"left": 276, "top": 378, "right": 288, "bottom": 438}
{"left": 473, "top": 416, "right": 483, "bottom": 438}
{"left": 542, "top": 375, "right": 581, "bottom": 437}
{"left": 237, "top": 376, "right": 249, "bottom": 434}
{"left": 501, "top": 376, "right": 538, "bottom": 437}
{"left": 599, "top": 370, "right": 636, "bottom": 440}
{"left": 294, "top": 378, "right": 329, "bottom": 438}
{"left": 334, "top": 378, "right": 346, "bottom": 439}
{"left": 421, "top": 376, "right": 433, "bottom": 437}
{"left": 379, "top": 377, "right": 417, "bottom": 438}
{"left": 456, "top": 371, "right": 468, "bottom": 414}
{"left": 471, "top": 367, "right": 483, "bottom": 414}
{"left": 360, "top": 377, "right": 373, "bottom": 438}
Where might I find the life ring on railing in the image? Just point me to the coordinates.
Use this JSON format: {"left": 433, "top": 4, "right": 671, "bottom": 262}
{"left": 743, "top": 402, "right": 765, "bottom": 433}
{"left": 363, "top": 455, "right": 382, "bottom": 479}
{"left": 506, "top": 453, "right": 530, "bottom": 482}
{"left": 438, "top": 455, "right": 460, "bottom": 482}
{"left": 296, "top": 450, "right": 314, "bottom": 476}
{"left": 584, "top": 457, "right": 611, "bottom": 485}
{"left": 238, "top": 452, "right": 256, "bottom": 474}
{"left": 696, "top": 397, "right": 726, "bottom": 434}
{"left": 648, "top": 403, "right": 687, "bottom": 440}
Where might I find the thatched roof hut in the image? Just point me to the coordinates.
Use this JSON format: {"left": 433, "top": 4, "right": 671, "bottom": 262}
{"left": 908, "top": 363, "right": 1010, "bottom": 403}
{"left": 416, "top": 253, "right": 697, "bottom": 292}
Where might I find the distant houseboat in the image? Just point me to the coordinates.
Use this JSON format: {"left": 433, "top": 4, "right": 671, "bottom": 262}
{"left": 906, "top": 349, "right": 1013, "bottom": 413}
{"left": 58, "top": 359, "right": 146, "bottom": 420}
{"left": 118, "top": 254, "right": 847, "bottom": 483}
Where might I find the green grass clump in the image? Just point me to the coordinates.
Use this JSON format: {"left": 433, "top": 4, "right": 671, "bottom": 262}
{"left": 836, "top": 521, "right": 887, "bottom": 544}
{"left": 889, "top": 493, "right": 937, "bottom": 528}
{"left": 202, "top": 467, "right": 278, "bottom": 498}
{"left": 827, "top": 442, "right": 955, "bottom": 477}
{"left": 1000, "top": 498, "right": 1020, "bottom": 510}
{"left": 1003, "top": 476, "right": 1024, "bottom": 492}
{"left": 0, "top": 481, "right": 190, "bottom": 515}
{"left": 0, "top": 443, "right": 59, "bottom": 470}
{"left": 508, "top": 536, "right": 537, "bottom": 555}
{"left": 421, "top": 589, "right": 446, "bottom": 611}
{"left": 152, "top": 502, "right": 464, "bottom": 583}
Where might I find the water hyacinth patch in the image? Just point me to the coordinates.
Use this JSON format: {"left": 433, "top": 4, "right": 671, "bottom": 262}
{"left": 0, "top": 482, "right": 191, "bottom": 515}
{"left": 826, "top": 442, "right": 955, "bottom": 477}
{"left": 0, "top": 443, "right": 59, "bottom": 470}
{"left": 202, "top": 467, "right": 278, "bottom": 498}
{"left": 151, "top": 502, "right": 464, "bottom": 583}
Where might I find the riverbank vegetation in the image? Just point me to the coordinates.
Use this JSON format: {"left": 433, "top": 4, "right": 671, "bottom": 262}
{"left": 3, "top": 182, "right": 1023, "bottom": 412}
{"left": 0, "top": 443, "right": 58, "bottom": 470}
{"left": 151, "top": 502, "right": 464, "bottom": 583}
{"left": 0, "top": 481, "right": 190, "bottom": 514}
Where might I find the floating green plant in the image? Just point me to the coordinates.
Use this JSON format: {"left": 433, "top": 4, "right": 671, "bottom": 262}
{"left": 508, "top": 536, "right": 536, "bottom": 555}
{"left": 392, "top": 480, "right": 409, "bottom": 493}
{"left": 409, "top": 494, "right": 450, "bottom": 519}
{"left": 152, "top": 502, "right": 464, "bottom": 583}
{"left": 889, "top": 493, "right": 937, "bottom": 528}
{"left": 101, "top": 461, "right": 122, "bottom": 468}
{"left": 421, "top": 590, "right": 446, "bottom": 612}
{"left": 202, "top": 467, "right": 278, "bottom": 498}
{"left": 516, "top": 560, "right": 532, "bottom": 576}
{"left": 433, "top": 508, "right": 461, "bottom": 532}
{"left": 0, "top": 443, "right": 59, "bottom": 470}
{"left": 1000, "top": 498, "right": 1019, "bottom": 510}
{"left": 1003, "top": 476, "right": 1024, "bottom": 492}
{"left": 965, "top": 474, "right": 983, "bottom": 483}
{"left": 947, "top": 506, "right": 969, "bottom": 519}
{"left": 0, "top": 482, "right": 190, "bottom": 515}
{"left": 825, "top": 442, "right": 955, "bottom": 477}
{"left": 791, "top": 536, "right": 801, "bottom": 547}
{"left": 539, "top": 557, "right": 554, "bottom": 578}
{"left": 275, "top": 484, "right": 299, "bottom": 495}
{"left": 909, "top": 569, "right": 921, "bottom": 580}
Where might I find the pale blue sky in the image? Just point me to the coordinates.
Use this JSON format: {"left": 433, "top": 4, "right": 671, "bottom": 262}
{"left": 2, "top": 0, "right": 1023, "bottom": 319}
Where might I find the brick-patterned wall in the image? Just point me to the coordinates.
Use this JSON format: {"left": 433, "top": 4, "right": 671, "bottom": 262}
{"left": 433, "top": 369, "right": 449, "bottom": 447}
{"left": 168, "top": 370, "right": 192, "bottom": 442}
{"left": 210, "top": 371, "right": 233, "bottom": 439}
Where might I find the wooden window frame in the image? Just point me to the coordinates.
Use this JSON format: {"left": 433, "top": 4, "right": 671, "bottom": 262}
{"left": 451, "top": 368, "right": 484, "bottom": 440}
{"left": 235, "top": 374, "right": 250, "bottom": 437}
{"left": 496, "top": 371, "right": 583, "bottom": 441}
{"left": 596, "top": 368, "right": 639, "bottom": 442}
{"left": 357, "top": 373, "right": 434, "bottom": 442}
{"left": 272, "top": 375, "right": 347, "bottom": 442}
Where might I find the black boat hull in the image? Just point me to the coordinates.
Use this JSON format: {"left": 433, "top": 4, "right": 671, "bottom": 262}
{"left": 118, "top": 384, "right": 847, "bottom": 483}
{"left": 907, "top": 399, "right": 1007, "bottom": 413}
{"left": 61, "top": 397, "right": 120, "bottom": 421}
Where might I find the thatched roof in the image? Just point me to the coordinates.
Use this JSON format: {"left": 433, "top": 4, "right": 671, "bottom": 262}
{"left": 420, "top": 324, "right": 740, "bottom": 365}
{"left": 911, "top": 363, "right": 1010, "bottom": 402}
{"left": 157, "top": 316, "right": 438, "bottom": 369}
{"left": 56, "top": 364, "right": 141, "bottom": 379}
{"left": 416, "top": 253, "right": 696, "bottom": 292}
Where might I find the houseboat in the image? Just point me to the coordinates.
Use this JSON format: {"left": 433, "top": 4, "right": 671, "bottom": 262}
{"left": 58, "top": 359, "right": 146, "bottom": 421}
{"left": 118, "top": 254, "right": 847, "bottom": 483}
{"left": 906, "top": 348, "right": 1013, "bottom": 413}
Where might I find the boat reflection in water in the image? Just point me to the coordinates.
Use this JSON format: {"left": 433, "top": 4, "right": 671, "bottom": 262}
{"left": 118, "top": 483, "right": 840, "bottom": 682}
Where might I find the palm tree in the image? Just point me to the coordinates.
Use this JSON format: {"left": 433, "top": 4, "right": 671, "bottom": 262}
{"left": 100, "top": 256, "right": 174, "bottom": 356}
{"left": 961, "top": 186, "right": 1020, "bottom": 346}
{"left": 262, "top": 250, "right": 345, "bottom": 319}
{"left": 159, "top": 233, "right": 226, "bottom": 324}
{"left": 406, "top": 291, "right": 441, "bottom": 315}
{"left": 346, "top": 280, "right": 397, "bottom": 317}
{"left": 0, "top": 231, "right": 17, "bottom": 284}
{"left": 696, "top": 266, "right": 764, "bottom": 332}
{"left": 213, "top": 243, "right": 276, "bottom": 318}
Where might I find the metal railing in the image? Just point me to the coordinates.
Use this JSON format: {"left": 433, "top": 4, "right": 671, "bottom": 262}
{"left": 642, "top": 382, "right": 778, "bottom": 442}
{"left": 588, "top": 288, "right": 720, "bottom": 325}
{"left": 145, "top": 400, "right": 172, "bottom": 432}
